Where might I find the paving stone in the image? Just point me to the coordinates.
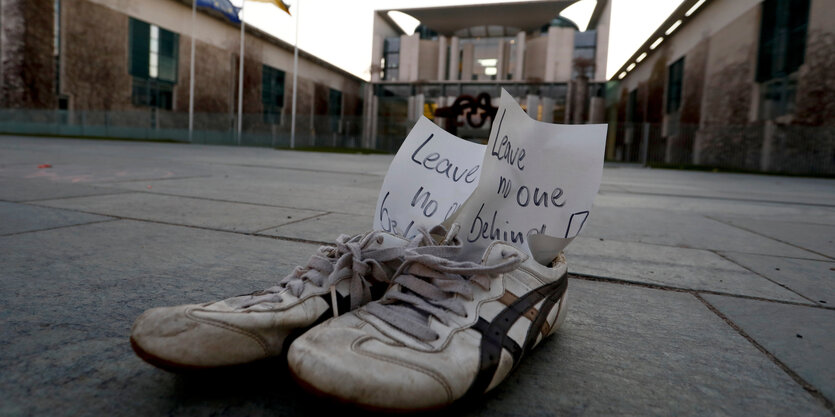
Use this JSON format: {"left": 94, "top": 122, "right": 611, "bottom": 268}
{"left": 35, "top": 192, "right": 324, "bottom": 233}
{"left": 702, "top": 294, "right": 835, "bottom": 404}
{"left": 565, "top": 237, "right": 809, "bottom": 303}
{"left": 259, "top": 212, "right": 372, "bottom": 242}
{"left": 581, "top": 206, "right": 825, "bottom": 260}
{"left": 0, "top": 178, "right": 127, "bottom": 202}
{"left": 0, "top": 201, "right": 112, "bottom": 235}
{"left": 713, "top": 216, "right": 835, "bottom": 259}
{"left": 718, "top": 252, "right": 835, "bottom": 305}
{"left": 468, "top": 279, "right": 830, "bottom": 416}
{"left": 0, "top": 220, "right": 321, "bottom": 416}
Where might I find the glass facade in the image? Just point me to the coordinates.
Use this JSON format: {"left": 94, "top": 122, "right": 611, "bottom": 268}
{"left": 129, "top": 18, "right": 178, "bottom": 110}
{"left": 756, "top": 0, "right": 809, "bottom": 119}
{"left": 572, "top": 30, "right": 596, "bottom": 79}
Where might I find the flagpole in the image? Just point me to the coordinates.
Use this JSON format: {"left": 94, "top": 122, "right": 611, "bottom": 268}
{"left": 237, "top": 2, "right": 246, "bottom": 145}
{"left": 290, "top": 0, "right": 299, "bottom": 149}
{"left": 188, "top": 0, "right": 196, "bottom": 142}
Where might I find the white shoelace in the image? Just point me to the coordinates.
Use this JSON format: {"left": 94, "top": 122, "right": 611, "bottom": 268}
{"left": 231, "top": 229, "right": 439, "bottom": 315}
{"left": 366, "top": 229, "right": 522, "bottom": 341}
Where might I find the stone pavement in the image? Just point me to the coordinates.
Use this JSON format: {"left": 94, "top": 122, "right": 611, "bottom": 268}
{"left": 1, "top": 135, "right": 833, "bottom": 416}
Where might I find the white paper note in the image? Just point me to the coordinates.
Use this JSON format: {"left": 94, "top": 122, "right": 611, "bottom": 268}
{"left": 444, "top": 89, "right": 607, "bottom": 264}
{"left": 373, "top": 117, "right": 485, "bottom": 239}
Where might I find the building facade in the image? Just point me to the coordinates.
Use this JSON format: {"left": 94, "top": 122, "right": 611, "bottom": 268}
{"left": 364, "top": 0, "right": 612, "bottom": 151}
{"left": 608, "top": 0, "right": 834, "bottom": 175}
{"left": 0, "top": 0, "right": 364, "bottom": 146}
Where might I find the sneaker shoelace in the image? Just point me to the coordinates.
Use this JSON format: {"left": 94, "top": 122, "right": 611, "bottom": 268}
{"left": 232, "top": 230, "right": 436, "bottom": 315}
{"left": 366, "top": 230, "right": 523, "bottom": 342}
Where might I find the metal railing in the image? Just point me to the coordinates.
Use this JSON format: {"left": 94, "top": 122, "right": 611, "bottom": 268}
{"left": 0, "top": 108, "right": 368, "bottom": 150}
{"left": 612, "top": 121, "right": 835, "bottom": 175}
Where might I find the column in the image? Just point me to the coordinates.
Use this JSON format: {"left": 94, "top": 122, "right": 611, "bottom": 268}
{"left": 514, "top": 31, "right": 526, "bottom": 81}
{"left": 449, "top": 36, "right": 460, "bottom": 81}
{"left": 437, "top": 36, "right": 448, "bottom": 80}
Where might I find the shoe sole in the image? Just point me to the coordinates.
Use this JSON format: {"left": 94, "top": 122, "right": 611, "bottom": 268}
{"left": 289, "top": 290, "right": 569, "bottom": 413}
{"left": 129, "top": 336, "right": 217, "bottom": 372}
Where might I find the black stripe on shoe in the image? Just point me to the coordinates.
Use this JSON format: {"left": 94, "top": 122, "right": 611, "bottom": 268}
{"left": 462, "top": 272, "right": 568, "bottom": 400}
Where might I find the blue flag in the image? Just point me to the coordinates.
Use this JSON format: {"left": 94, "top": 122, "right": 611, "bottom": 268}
{"left": 196, "top": 0, "right": 241, "bottom": 23}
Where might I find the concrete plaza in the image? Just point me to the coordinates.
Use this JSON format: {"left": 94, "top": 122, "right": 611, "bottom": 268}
{"left": 1, "top": 135, "right": 833, "bottom": 416}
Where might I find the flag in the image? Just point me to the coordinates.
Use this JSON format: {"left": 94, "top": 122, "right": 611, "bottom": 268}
{"left": 249, "top": 0, "right": 292, "bottom": 15}
{"left": 196, "top": 0, "right": 241, "bottom": 23}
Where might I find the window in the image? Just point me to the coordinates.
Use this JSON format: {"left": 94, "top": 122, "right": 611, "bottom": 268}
{"left": 129, "top": 18, "right": 178, "bottom": 109}
{"left": 627, "top": 89, "right": 639, "bottom": 123}
{"left": 383, "top": 37, "right": 400, "bottom": 81}
{"left": 756, "top": 0, "right": 809, "bottom": 119}
{"left": 572, "top": 30, "right": 596, "bottom": 79}
{"left": 262, "top": 65, "right": 285, "bottom": 124}
{"left": 666, "top": 57, "right": 684, "bottom": 114}
{"left": 328, "top": 88, "right": 342, "bottom": 132}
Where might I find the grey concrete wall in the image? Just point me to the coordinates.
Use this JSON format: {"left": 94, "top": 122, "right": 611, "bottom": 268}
{"left": 694, "top": 6, "right": 760, "bottom": 168}
{"left": 0, "top": 0, "right": 56, "bottom": 109}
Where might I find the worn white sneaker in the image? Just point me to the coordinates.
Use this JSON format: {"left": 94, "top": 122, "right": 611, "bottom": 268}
{"left": 130, "top": 230, "right": 426, "bottom": 371}
{"left": 287, "top": 227, "right": 568, "bottom": 411}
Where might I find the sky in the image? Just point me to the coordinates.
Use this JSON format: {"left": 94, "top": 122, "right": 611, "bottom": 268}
{"left": 234, "top": 0, "right": 684, "bottom": 81}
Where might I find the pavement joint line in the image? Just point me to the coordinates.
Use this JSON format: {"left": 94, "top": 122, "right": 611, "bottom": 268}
{"left": 28, "top": 191, "right": 327, "bottom": 218}
{"left": 600, "top": 189, "right": 835, "bottom": 208}
{"left": 693, "top": 293, "right": 835, "bottom": 414}
{"left": 585, "top": 236, "right": 831, "bottom": 262}
{"left": 93, "top": 174, "right": 215, "bottom": 184}
{"left": 569, "top": 273, "right": 835, "bottom": 311}
{"left": 0, "top": 218, "right": 120, "bottom": 237}
{"left": 251, "top": 212, "right": 333, "bottom": 234}
{"left": 18, "top": 189, "right": 134, "bottom": 203}
{"left": 98, "top": 189, "right": 366, "bottom": 216}
{"left": 711, "top": 250, "right": 821, "bottom": 305}
{"left": 17, "top": 202, "right": 331, "bottom": 246}
{"left": 251, "top": 233, "right": 331, "bottom": 246}
{"left": 706, "top": 215, "right": 834, "bottom": 261}
{"left": 212, "top": 162, "right": 383, "bottom": 177}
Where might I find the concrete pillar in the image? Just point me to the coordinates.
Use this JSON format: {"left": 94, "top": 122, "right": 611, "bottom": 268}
{"left": 526, "top": 95, "right": 540, "bottom": 120}
{"left": 400, "top": 33, "right": 420, "bottom": 82}
{"left": 461, "top": 43, "right": 474, "bottom": 82}
{"left": 544, "top": 27, "right": 558, "bottom": 82}
{"left": 572, "top": 77, "right": 589, "bottom": 124}
{"left": 371, "top": 35, "right": 384, "bottom": 82}
{"left": 589, "top": 97, "right": 606, "bottom": 123}
{"left": 437, "top": 36, "right": 448, "bottom": 80}
{"left": 541, "top": 97, "right": 555, "bottom": 122}
{"left": 449, "top": 36, "right": 460, "bottom": 81}
{"left": 514, "top": 31, "right": 526, "bottom": 81}
{"left": 414, "top": 93, "right": 425, "bottom": 121}
{"left": 496, "top": 40, "right": 506, "bottom": 80}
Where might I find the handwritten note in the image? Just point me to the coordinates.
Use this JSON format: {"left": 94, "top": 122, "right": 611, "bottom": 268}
{"left": 373, "top": 117, "right": 485, "bottom": 238}
{"left": 444, "top": 89, "right": 607, "bottom": 264}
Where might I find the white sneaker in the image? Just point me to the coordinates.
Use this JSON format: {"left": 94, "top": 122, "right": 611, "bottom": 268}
{"left": 287, "top": 227, "right": 568, "bottom": 411}
{"left": 130, "top": 230, "right": 423, "bottom": 371}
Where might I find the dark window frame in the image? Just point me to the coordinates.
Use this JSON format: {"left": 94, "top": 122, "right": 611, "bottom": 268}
{"left": 572, "top": 30, "right": 597, "bottom": 79}
{"left": 666, "top": 57, "right": 684, "bottom": 114}
{"left": 756, "top": 0, "right": 809, "bottom": 119}
{"left": 262, "top": 65, "right": 285, "bottom": 124}
{"left": 382, "top": 37, "right": 400, "bottom": 81}
{"left": 129, "top": 17, "right": 178, "bottom": 110}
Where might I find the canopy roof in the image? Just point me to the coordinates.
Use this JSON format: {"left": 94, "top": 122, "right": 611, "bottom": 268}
{"left": 383, "top": 0, "right": 580, "bottom": 36}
